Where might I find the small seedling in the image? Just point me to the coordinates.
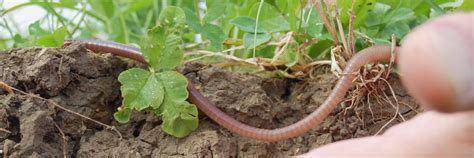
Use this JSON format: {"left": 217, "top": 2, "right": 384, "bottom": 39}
{"left": 113, "top": 7, "right": 198, "bottom": 138}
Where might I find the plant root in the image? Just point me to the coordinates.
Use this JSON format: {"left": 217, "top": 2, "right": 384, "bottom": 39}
{"left": 53, "top": 122, "right": 67, "bottom": 158}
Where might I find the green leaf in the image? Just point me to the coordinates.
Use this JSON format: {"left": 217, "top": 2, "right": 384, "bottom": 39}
{"left": 53, "top": 26, "right": 68, "bottom": 43}
{"left": 87, "top": 0, "right": 116, "bottom": 19}
{"left": 114, "top": 107, "right": 132, "bottom": 123}
{"left": 338, "top": 0, "right": 376, "bottom": 28}
{"left": 287, "top": 0, "right": 300, "bottom": 32}
{"left": 59, "top": 0, "right": 76, "bottom": 8}
{"left": 275, "top": 0, "right": 288, "bottom": 13}
{"left": 158, "top": 36, "right": 183, "bottom": 70}
{"left": 256, "top": 46, "right": 276, "bottom": 58}
{"left": 123, "top": 0, "right": 153, "bottom": 16}
{"left": 424, "top": 0, "right": 445, "bottom": 15}
{"left": 118, "top": 68, "right": 165, "bottom": 111}
{"left": 108, "top": 17, "right": 126, "bottom": 43}
{"left": 156, "top": 71, "right": 189, "bottom": 102}
{"left": 282, "top": 51, "right": 298, "bottom": 67}
{"left": 37, "top": 26, "right": 68, "bottom": 47}
{"left": 154, "top": 71, "right": 198, "bottom": 137}
{"left": 458, "top": 0, "right": 474, "bottom": 11}
{"left": 184, "top": 8, "right": 202, "bottom": 32}
{"left": 28, "top": 21, "right": 49, "bottom": 36}
{"left": 383, "top": 22, "right": 410, "bottom": 39}
{"left": 143, "top": 26, "right": 166, "bottom": 70}
{"left": 203, "top": 0, "right": 228, "bottom": 23}
{"left": 243, "top": 33, "right": 271, "bottom": 48}
{"left": 306, "top": 9, "right": 324, "bottom": 38}
{"left": 142, "top": 26, "right": 183, "bottom": 71}
{"left": 201, "top": 23, "right": 227, "bottom": 50}
{"left": 13, "top": 34, "right": 26, "bottom": 45}
{"left": 387, "top": 8, "right": 416, "bottom": 24}
{"left": 230, "top": 16, "right": 266, "bottom": 33}
{"left": 308, "top": 40, "right": 333, "bottom": 58}
{"left": 365, "top": 3, "right": 391, "bottom": 27}
{"left": 249, "top": 2, "right": 290, "bottom": 33}
{"left": 373, "top": 38, "right": 391, "bottom": 45}
{"left": 159, "top": 6, "right": 186, "bottom": 27}
{"left": 161, "top": 101, "right": 198, "bottom": 138}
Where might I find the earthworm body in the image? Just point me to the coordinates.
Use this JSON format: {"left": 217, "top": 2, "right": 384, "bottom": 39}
{"left": 64, "top": 39, "right": 398, "bottom": 141}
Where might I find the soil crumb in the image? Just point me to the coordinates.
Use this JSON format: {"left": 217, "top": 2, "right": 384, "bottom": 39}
{"left": 0, "top": 44, "right": 420, "bottom": 157}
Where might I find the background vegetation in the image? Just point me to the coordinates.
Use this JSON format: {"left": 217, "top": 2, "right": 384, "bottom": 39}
{"left": 1, "top": 0, "right": 471, "bottom": 59}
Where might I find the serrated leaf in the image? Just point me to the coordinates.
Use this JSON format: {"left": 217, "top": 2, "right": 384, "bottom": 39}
{"left": 158, "top": 36, "right": 183, "bottom": 70}
{"left": 203, "top": 0, "right": 228, "bottom": 23}
{"left": 142, "top": 27, "right": 166, "bottom": 70}
{"left": 114, "top": 107, "right": 132, "bottom": 123}
{"left": 154, "top": 71, "right": 198, "bottom": 137}
{"left": 142, "top": 7, "right": 185, "bottom": 71}
{"left": 243, "top": 32, "right": 271, "bottom": 48}
{"left": 201, "top": 23, "right": 227, "bottom": 51}
{"left": 143, "top": 27, "right": 183, "bottom": 71}
{"left": 161, "top": 100, "right": 198, "bottom": 138}
{"left": 230, "top": 16, "right": 266, "bottom": 33}
{"left": 249, "top": 2, "right": 290, "bottom": 33}
{"left": 118, "top": 68, "right": 164, "bottom": 110}
{"left": 159, "top": 6, "right": 186, "bottom": 27}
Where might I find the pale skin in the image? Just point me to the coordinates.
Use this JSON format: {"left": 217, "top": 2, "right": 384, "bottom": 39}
{"left": 297, "top": 111, "right": 474, "bottom": 158}
{"left": 298, "top": 12, "right": 474, "bottom": 158}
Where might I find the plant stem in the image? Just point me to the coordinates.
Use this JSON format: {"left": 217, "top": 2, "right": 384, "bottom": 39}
{"left": 253, "top": 0, "right": 264, "bottom": 58}
{"left": 311, "top": 0, "right": 339, "bottom": 44}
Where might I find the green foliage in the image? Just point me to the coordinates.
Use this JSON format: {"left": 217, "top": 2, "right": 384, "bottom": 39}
{"left": 118, "top": 68, "right": 165, "bottom": 110}
{"left": 458, "top": 0, "right": 474, "bottom": 11}
{"left": 27, "top": 21, "right": 68, "bottom": 47}
{"left": 1, "top": 0, "right": 464, "bottom": 52}
{"left": 201, "top": 23, "right": 227, "bottom": 51}
{"left": 231, "top": 17, "right": 266, "bottom": 33}
{"left": 249, "top": 2, "right": 290, "bottom": 33}
{"left": 114, "top": 7, "right": 198, "bottom": 138}
{"left": 338, "top": 0, "right": 376, "bottom": 28}
{"left": 243, "top": 33, "right": 271, "bottom": 48}
{"left": 203, "top": 0, "right": 228, "bottom": 23}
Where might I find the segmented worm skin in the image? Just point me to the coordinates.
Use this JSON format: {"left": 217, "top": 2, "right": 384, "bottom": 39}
{"left": 64, "top": 39, "right": 398, "bottom": 141}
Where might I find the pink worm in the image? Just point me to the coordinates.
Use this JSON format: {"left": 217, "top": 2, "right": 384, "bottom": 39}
{"left": 64, "top": 39, "right": 398, "bottom": 141}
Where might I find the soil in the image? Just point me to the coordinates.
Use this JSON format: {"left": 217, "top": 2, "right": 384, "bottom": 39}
{"left": 0, "top": 43, "right": 421, "bottom": 157}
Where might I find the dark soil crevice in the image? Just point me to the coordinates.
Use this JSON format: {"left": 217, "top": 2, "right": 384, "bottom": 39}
{"left": 0, "top": 43, "right": 421, "bottom": 157}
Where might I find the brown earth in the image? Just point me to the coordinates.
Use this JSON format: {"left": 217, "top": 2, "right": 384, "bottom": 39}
{"left": 0, "top": 43, "right": 420, "bottom": 157}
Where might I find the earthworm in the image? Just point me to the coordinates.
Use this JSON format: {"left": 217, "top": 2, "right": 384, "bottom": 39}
{"left": 64, "top": 39, "right": 398, "bottom": 141}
